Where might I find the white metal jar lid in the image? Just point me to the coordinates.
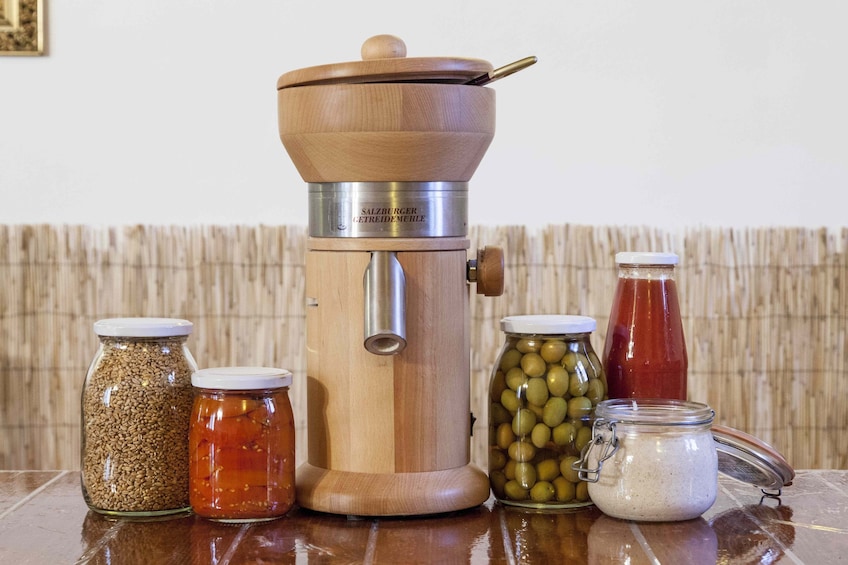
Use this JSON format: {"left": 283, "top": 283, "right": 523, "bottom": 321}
{"left": 93, "top": 317, "right": 193, "bottom": 337}
{"left": 192, "top": 367, "right": 293, "bottom": 390}
{"left": 615, "top": 252, "right": 679, "bottom": 265}
{"left": 500, "top": 314, "right": 596, "bottom": 335}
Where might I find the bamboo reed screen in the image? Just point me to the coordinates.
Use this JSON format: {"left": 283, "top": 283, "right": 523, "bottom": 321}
{"left": 1, "top": 224, "right": 846, "bottom": 472}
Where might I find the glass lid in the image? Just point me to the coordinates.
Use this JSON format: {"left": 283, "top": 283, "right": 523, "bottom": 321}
{"left": 713, "top": 424, "right": 795, "bottom": 493}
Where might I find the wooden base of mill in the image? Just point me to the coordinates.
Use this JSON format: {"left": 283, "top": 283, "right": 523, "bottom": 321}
{"left": 296, "top": 462, "right": 491, "bottom": 517}
{"left": 299, "top": 237, "right": 490, "bottom": 517}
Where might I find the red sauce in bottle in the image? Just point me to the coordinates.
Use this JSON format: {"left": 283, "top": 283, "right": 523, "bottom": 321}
{"left": 602, "top": 254, "right": 688, "bottom": 400}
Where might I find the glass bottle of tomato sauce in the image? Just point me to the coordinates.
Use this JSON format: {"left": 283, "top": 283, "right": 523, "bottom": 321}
{"left": 189, "top": 367, "right": 295, "bottom": 522}
{"left": 602, "top": 252, "right": 688, "bottom": 400}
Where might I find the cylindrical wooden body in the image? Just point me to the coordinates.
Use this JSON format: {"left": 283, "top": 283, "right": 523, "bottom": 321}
{"left": 297, "top": 237, "right": 490, "bottom": 515}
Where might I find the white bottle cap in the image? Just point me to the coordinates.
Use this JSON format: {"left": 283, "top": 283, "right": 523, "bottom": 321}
{"left": 500, "top": 314, "right": 596, "bottom": 335}
{"left": 615, "top": 252, "right": 679, "bottom": 266}
{"left": 93, "top": 317, "right": 193, "bottom": 337}
{"left": 191, "top": 367, "right": 293, "bottom": 390}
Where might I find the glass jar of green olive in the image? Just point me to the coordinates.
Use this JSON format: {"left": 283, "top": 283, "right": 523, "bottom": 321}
{"left": 488, "top": 315, "right": 607, "bottom": 508}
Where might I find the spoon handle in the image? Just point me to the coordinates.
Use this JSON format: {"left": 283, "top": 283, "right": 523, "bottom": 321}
{"left": 465, "top": 56, "right": 538, "bottom": 86}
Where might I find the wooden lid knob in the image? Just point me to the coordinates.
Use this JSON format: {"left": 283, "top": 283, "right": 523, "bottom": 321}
{"left": 473, "top": 246, "right": 505, "bottom": 297}
{"left": 361, "top": 35, "right": 407, "bottom": 60}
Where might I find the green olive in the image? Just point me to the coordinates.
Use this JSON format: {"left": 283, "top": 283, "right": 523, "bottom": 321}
{"left": 499, "top": 348, "right": 523, "bottom": 372}
{"left": 530, "top": 481, "right": 556, "bottom": 503}
{"left": 577, "top": 351, "right": 593, "bottom": 369}
{"left": 516, "top": 338, "right": 540, "bottom": 353}
{"left": 504, "top": 480, "right": 529, "bottom": 501}
{"left": 545, "top": 365, "right": 569, "bottom": 397}
{"left": 575, "top": 481, "right": 590, "bottom": 502}
{"left": 553, "top": 476, "right": 576, "bottom": 502}
{"left": 596, "top": 365, "right": 607, "bottom": 382}
{"left": 542, "top": 397, "right": 568, "bottom": 428}
{"left": 552, "top": 421, "right": 576, "bottom": 446}
{"left": 536, "top": 458, "right": 561, "bottom": 482}
{"left": 530, "top": 422, "right": 551, "bottom": 449}
{"left": 568, "top": 371, "right": 589, "bottom": 397}
{"left": 490, "top": 370, "right": 507, "bottom": 401}
{"left": 567, "top": 396, "right": 593, "bottom": 420}
{"left": 500, "top": 389, "right": 520, "bottom": 414}
{"left": 559, "top": 455, "right": 581, "bottom": 483}
{"left": 490, "top": 470, "right": 507, "bottom": 498}
{"left": 588, "top": 350, "right": 603, "bottom": 374}
{"left": 562, "top": 351, "right": 579, "bottom": 372}
{"left": 527, "top": 403, "right": 544, "bottom": 419}
{"left": 585, "top": 379, "right": 605, "bottom": 405}
{"left": 525, "top": 377, "right": 549, "bottom": 407}
{"left": 489, "top": 447, "right": 507, "bottom": 470}
{"left": 490, "top": 402, "right": 511, "bottom": 426}
{"left": 512, "top": 408, "right": 537, "bottom": 436}
{"left": 575, "top": 426, "right": 593, "bottom": 452}
{"left": 504, "top": 459, "right": 517, "bottom": 480}
{"left": 569, "top": 351, "right": 592, "bottom": 375}
{"left": 520, "top": 352, "right": 546, "bottom": 378}
{"left": 508, "top": 440, "right": 536, "bottom": 462}
{"left": 514, "top": 461, "right": 537, "bottom": 489}
{"left": 540, "top": 340, "right": 567, "bottom": 363}
{"left": 496, "top": 422, "right": 515, "bottom": 450}
{"left": 505, "top": 366, "right": 527, "bottom": 392}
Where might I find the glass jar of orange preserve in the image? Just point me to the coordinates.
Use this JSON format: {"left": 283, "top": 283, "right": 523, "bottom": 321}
{"left": 189, "top": 367, "right": 296, "bottom": 522}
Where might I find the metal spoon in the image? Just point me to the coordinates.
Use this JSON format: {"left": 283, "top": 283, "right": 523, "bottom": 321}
{"left": 464, "top": 55, "right": 538, "bottom": 86}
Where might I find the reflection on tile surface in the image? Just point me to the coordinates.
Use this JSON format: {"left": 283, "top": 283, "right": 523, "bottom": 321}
{"left": 0, "top": 470, "right": 845, "bottom": 563}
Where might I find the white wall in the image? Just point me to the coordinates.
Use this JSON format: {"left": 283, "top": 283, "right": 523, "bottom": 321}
{"left": 2, "top": 1, "right": 846, "bottom": 230}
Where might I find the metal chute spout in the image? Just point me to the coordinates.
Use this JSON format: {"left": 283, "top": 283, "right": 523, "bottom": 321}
{"left": 363, "top": 251, "right": 407, "bottom": 355}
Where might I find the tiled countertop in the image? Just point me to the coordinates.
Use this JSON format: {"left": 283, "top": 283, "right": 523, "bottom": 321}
{"left": 0, "top": 470, "right": 845, "bottom": 564}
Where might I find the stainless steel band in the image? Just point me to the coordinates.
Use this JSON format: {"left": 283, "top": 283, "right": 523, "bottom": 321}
{"left": 308, "top": 181, "right": 468, "bottom": 238}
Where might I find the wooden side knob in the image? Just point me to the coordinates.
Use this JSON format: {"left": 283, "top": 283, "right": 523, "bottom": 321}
{"left": 361, "top": 35, "right": 407, "bottom": 60}
{"left": 469, "top": 246, "right": 505, "bottom": 297}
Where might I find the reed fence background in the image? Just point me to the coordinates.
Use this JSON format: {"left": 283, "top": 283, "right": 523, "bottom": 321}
{"left": 1, "top": 224, "right": 846, "bottom": 472}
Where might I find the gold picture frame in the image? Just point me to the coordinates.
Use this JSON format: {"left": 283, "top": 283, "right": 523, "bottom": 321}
{"left": 0, "top": 0, "right": 44, "bottom": 55}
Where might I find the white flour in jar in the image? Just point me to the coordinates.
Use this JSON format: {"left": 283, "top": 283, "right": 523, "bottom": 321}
{"left": 587, "top": 426, "right": 718, "bottom": 522}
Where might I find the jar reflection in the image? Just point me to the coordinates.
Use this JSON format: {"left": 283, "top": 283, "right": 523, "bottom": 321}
{"left": 709, "top": 501, "right": 795, "bottom": 564}
{"left": 500, "top": 505, "right": 602, "bottom": 564}
{"left": 81, "top": 511, "right": 195, "bottom": 563}
{"left": 190, "top": 519, "right": 297, "bottom": 565}
{"left": 290, "top": 505, "right": 496, "bottom": 563}
{"left": 588, "top": 514, "right": 718, "bottom": 565}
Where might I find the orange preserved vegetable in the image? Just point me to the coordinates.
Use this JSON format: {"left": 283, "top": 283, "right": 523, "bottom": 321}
{"left": 189, "top": 367, "right": 295, "bottom": 522}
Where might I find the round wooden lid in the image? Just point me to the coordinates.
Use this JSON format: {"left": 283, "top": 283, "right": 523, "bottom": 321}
{"left": 276, "top": 34, "right": 493, "bottom": 89}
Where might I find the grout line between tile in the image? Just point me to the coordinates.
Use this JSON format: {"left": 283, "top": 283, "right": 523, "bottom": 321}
{"left": 817, "top": 473, "right": 847, "bottom": 497}
{"left": 73, "top": 520, "right": 125, "bottom": 565}
{"left": 362, "top": 520, "right": 379, "bottom": 564}
{"left": 498, "top": 509, "right": 517, "bottom": 565}
{"left": 0, "top": 470, "right": 67, "bottom": 520}
{"left": 217, "top": 524, "right": 251, "bottom": 565}
{"left": 628, "top": 522, "right": 661, "bottom": 565}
